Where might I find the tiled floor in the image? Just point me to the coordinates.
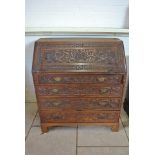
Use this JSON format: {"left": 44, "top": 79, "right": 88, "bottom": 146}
{"left": 25, "top": 102, "right": 37, "bottom": 138}
{"left": 25, "top": 102, "right": 129, "bottom": 155}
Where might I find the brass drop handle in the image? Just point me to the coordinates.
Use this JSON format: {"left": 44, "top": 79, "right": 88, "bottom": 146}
{"left": 52, "top": 88, "right": 59, "bottom": 93}
{"left": 100, "top": 88, "right": 109, "bottom": 94}
{"left": 97, "top": 77, "right": 106, "bottom": 82}
{"left": 53, "top": 77, "right": 62, "bottom": 82}
{"left": 52, "top": 102, "right": 61, "bottom": 106}
{"left": 99, "top": 101, "right": 108, "bottom": 106}
{"left": 46, "top": 101, "right": 61, "bottom": 107}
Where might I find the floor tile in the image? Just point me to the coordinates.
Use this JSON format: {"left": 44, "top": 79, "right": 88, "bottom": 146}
{"left": 121, "top": 109, "right": 129, "bottom": 139}
{"left": 78, "top": 122, "right": 128, "bottom": 146}
{"left": 121, "top": 108, "right": 129, "bottom": 123}
{"left": 78, "top": 147, "right": 129, "bottom": 155}
{"left": 25, "top": 102, "right": 38, "bottom": 137}
{"left": 32, "top": 112, "right": 40, "bottom": 126}
{"left": 26, "top": 127, "right": 76, "bottom": 155}
{"left": 124, "top": 126, "right": 129, "bottom": 139}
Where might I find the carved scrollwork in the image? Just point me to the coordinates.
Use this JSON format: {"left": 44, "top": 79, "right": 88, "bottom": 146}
{"left": 32, "top": 40, "right": 126, "bottom": 73}
{"left": 77, "top": 112, "right": 118, "bottom": 121}
{"left": 44, "top": 113, "right": 64, "bottom": 121}
{"left": 96, "top": 113, "right": 115, "bottom": 119}
{"left": 39, "top": 75, "right": 121, "bottom": 84}
{"left": 41, "top": 111, "right": 119, "bottom": 122}
{"left": 37, "top": 86, "right": 121, "bottom": 96}
{"left": 39, "top": 98, "right": 120, "bottom": 109}
{"left": 46, "top": 101, "right": 61, "bottom": 107}
{"left": 44, "top": 48, "right": 116, "bottom": 64}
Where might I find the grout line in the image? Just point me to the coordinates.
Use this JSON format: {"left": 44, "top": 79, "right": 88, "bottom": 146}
{"left": 77, "top": 146, "right": 129, "bottom": 147}
{"left": 76, "top": 125, "right": 78, "bottom": 155}
{"left": 32, "top": 125, "right": 40, "bottom": 127}
{"left": 120, "top": 116, "right": 129, "bottom": 141}
{"left": 25, "top": 111, "right": 38, "bottom": 141}
{"left": 31, "top": 112, "right": 40, "bottom": 127}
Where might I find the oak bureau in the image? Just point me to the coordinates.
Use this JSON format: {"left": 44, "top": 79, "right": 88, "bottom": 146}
{"left": 32, "top": 38, "right": 127, "bottom": 133}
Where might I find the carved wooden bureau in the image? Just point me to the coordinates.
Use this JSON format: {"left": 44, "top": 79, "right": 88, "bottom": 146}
{"left": 32, "top": 38, "right": 127, "bottom": 133}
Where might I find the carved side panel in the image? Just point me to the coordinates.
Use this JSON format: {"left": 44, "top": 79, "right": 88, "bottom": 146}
{"left": 32, "top": 73, "right": 39, "bottom": 84}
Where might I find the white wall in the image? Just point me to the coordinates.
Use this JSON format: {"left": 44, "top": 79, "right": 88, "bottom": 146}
{"left": 26, "top": 0, "right": 128, "bottom": 28}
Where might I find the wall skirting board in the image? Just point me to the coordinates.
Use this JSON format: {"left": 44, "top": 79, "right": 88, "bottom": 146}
{"left": 25, "top": 27, "right": 128, "bottom": 36}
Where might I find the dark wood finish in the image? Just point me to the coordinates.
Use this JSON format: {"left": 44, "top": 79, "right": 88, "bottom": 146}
{"left": 37, "top": 97, "right": 121, "bottom": 110}
{"left": 32, "top": 38, "right": 127, "bottom": 133}
{"left": 36, "top": 84, "right": 123, "bottom": 97}
{"left": 40, "top": 122, "right": 119, "bottom": 133}
{"left": 39, "top": 110, "right": 120, "bottom": 123}
{"left": 37, "top": 74, "right": 122, "bottom": 84}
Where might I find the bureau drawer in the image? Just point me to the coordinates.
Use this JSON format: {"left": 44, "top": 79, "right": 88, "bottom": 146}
{"left": 38, "top": 97, "right": 121, "bottom": 110}
{"left": 40, "top": 110, "right": 120, "bottom": 123}
{"left": 36, "top": 74, "right": 122, "bottom": 84}
{"left": 36, "top": 84, "right": 122, "bottom": 97}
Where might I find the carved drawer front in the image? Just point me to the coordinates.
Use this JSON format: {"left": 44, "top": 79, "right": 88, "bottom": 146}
{"left": 38, "top": 97, "right": 121, "bottom": 110}
{"left": 38, "top": 74, "right": 122, "bottom": 84}
{"left": 76, "top": 111, "right": 119, "bottom": 123}
{"left": 36, "top": 85, "right": 122, "bottom": 97}
{"left": 40, "top": 110, "right": 120, "bottom": 123}
{"left": 40, "top": 110, "right": 76, "bottom": 123}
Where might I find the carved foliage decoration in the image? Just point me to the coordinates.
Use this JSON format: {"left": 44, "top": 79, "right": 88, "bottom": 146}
{"left": 37, "top": 86, "right": 122, "bottom": 96}
{"left": 41, "top": 111, "right": 119, "bottom": 122}
{"left": 44, "top": 48, "right": 117, "bottom": 64}
{"left": 39, "top": 74, "right": 121, "bottom": 84}
{"left": 32, "top": 41, "right": 126, "bottom": 72}
{"left": 39, "top": 98, "right": 121, "bottom": 109}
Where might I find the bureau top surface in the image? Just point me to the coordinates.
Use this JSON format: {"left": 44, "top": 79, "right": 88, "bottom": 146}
{"left": 32, "top": 38, "right": 126, "bottom": 73}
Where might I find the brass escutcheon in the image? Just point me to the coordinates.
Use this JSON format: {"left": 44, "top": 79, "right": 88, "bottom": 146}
{"left": 52, "top": 88, "right": 59, "bottom": 93}
{"left": 100, "top": 88, "right": 109, "bottom": 94}
{"left": 97, "top": 77, "right": 106, "bottom": 82}
{"left": 53, "top": 77, "right": 62, "bottom": 82}
{"left": 99, "top": 101, "right": 108, "bottom": 105}
{"left": 52, "top": 102, "right": 61, "bottom": 106}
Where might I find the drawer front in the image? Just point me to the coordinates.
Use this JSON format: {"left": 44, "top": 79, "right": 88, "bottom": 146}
{"left": 36, "top": 85, "right": 122, "bottom": 97}
{"left": 38, "top": 74, "right": 122, "bottom": 84}
{"left": 40, "top": 110, "right": 120, "bottom": 123}
{"left": 38, "top": 97, "right": 121, "bottom": 110}
{"left": 40, "top": 110, "right": 75, "bottom": 123}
